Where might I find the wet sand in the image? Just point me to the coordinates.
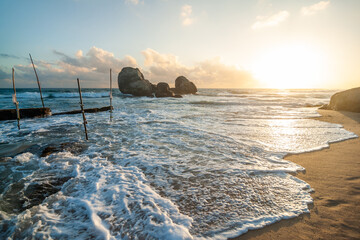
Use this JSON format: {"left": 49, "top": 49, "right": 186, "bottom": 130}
{"left": 234, "top": 109, "right": 360, "bottom": 240}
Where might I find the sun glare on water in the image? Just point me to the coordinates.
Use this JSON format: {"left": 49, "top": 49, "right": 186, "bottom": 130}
{"left": 252, "top": 44, "right": 327, "bottom": 89}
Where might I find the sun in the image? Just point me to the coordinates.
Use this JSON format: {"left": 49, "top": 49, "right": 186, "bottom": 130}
{"left": 252, "top": 44, "right": 327, "bottom": 89}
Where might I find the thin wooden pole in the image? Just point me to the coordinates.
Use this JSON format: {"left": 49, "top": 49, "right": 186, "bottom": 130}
{"left": 110, "top": 68, "right": 113, "bottom": 121}
{"left": 12, "top": 68, "right": 20, "bottom": 130}
{"left": 29, "top": 53, "right": 45, "bottom": 108}
{"left": 77, "top": 78, "right": 88, "bottom": 140}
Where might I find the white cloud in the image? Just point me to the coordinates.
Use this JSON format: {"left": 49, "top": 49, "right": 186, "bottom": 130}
{"left": 54, "top": 46, "right": 137, "bottom": 74}
{"left": 4, "top": 47, "right": 138, "bottom": 88}
{"left": 301, "top": 1, "right": 330, "bottom": 15}
{"left": 181, "top": 4, "right": 194, "bottom": 26}
{"left": 125, "top": 0, "right": 139, "bottom": 5}
{"left": 1, "top": 47, "right": 257, "bottom": 88}
{"left": 75, "top": 50, "right": 83, "bottom": 58}
{"left": 142, "top": 48, "right": 257, "bottom": 88}
{"left": 252, "top": 10, "right": 289, "bottom": 30}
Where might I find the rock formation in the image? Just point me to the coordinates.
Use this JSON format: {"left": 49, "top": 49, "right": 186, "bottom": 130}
{"left": 321, "top": 87, "right": 360, "bottom": 112}
{"left": 118, "top": 67, "right": 197, "bottom": 97}
{"left": 118, "top": 67, "right": 153, "bottom": 97}
{"left": 0, "top": 108, "right": 51, "bottom": 121}
{"left": 155, "top": 82, "right": 175, "bottom": 98}
{"left": 174, "top": 76, "right": 197, "bottom": 94}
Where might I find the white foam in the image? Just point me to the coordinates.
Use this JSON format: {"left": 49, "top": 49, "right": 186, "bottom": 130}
{"left": 13, "top": 152, "right": 35, "bottom": 163}
{"left": 2, "top": 152, "right": 193, "bottom": 239}
{"left": 0, "top": 88, "right": 357, "bottom": 239}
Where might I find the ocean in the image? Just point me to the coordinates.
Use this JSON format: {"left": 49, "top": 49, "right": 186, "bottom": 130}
{"left": 0, "top": 88, "right": 357, "bottom": 239}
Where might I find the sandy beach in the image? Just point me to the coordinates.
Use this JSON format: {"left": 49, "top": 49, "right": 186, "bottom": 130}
{"left": 235, "top": 109, "right": 360, "bottom": 239}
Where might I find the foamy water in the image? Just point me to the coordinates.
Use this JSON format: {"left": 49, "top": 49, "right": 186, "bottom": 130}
{"left": 0, "top": 88, "right": 357, "bottom": 239}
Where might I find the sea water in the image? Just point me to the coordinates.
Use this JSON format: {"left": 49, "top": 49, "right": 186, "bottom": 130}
{"left": 0, "top": 88, "right": 357, "bottom": 239}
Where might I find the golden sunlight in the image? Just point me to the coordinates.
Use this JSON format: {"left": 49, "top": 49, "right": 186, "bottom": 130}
{"left": 252, "top": 44, "right": 327, "bottom": 89}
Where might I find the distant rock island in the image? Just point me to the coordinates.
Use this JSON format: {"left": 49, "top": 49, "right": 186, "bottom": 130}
{"left": 118, "top": 67, "right": 197, "bottom": 97}
{"left": 320, "top": 87, "right": 360, "bottom": 112}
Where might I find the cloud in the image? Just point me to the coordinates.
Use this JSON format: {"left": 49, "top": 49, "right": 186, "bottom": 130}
{"left": 142, "top": 48, "right": 257, "bottom": 88}
{"left": 181, "top": 4, "right": 194, "bottom": 26}
{"left": 1, "top": 47, "right": 257, "bottom": 88}
{"left": 0, "top": 68, "right": 12, "bottom": 87}
{"left": 53, "top": 46, "right": 137, "bottom": 74}
{"left": 125, "top": 0, "right": 139, "bottom": 5}
{"left": 0, "top": 53, "right": 20, "bottom": 59}
{"left": 1, "top": 47, "right": 138, "bottom": 88}
{"left": 252, "top": 10, "right": 289, "bottom": 29}
{"left": 301, "top": 1, "right": 330, "bottom": 15}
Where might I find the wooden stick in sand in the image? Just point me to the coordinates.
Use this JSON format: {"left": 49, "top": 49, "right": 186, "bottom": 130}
{"left": 12, "top": 68, "right": 20, "bottom": 130}
{"left": 110, "top": 68, "right": 113, "bottom": 121}
{"left": 29, "top": 53, "right": 45, "bottom": 108}
{"left": 77, "top": 78, "right": 88, "bottom": 140}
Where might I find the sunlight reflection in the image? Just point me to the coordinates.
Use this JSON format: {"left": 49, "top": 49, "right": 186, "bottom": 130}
{"left": 266, "top": 119, "right": 302, "bottom": 152}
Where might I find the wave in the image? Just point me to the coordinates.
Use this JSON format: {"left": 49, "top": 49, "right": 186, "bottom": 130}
{"left": 0, "top": 151, "right": 193, "bottom": 239}
{"left": 1, "top": 88, "right": 355, "bottom": 239}
{"left": 47, "top": 92, "right": 110, "bottom": 99}
{"left": 189, "top": 100, "right": 244, "bottom": 106}
{"left": 7, "top": 91, "right": 111, "bottom": 99}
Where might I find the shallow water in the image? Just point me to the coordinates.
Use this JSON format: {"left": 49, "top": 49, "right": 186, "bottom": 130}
{"left": 0, "top": 88, "right": 357, "bottom": 239}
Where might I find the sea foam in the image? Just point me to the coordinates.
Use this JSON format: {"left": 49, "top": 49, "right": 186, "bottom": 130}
{"left": 0, "top": 88, "right": 357, "bottom": 239}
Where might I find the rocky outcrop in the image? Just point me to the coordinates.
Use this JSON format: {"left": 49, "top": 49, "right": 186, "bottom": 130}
{"left": 41, "top": 142, "right": 88, "bottom": 157}
{"left": 118, "top": 67, "right": 153, "bottom": 96}
{"left": 53, "top": 106, "right": 113, "bottom": 116}
{"left": 118, "top": 67, "right": 197, "bottom": 97}
{"left": 174, "top": 76, "right": 197, "bottom": 94}
{"left": 0, "top": 108, "right": 51, "bottom": 121}
{"left": 155, "top": 82, "right": 175, "bottom": 98}
{"left": 323, "top": 87, "right": 360, "bottom": 112}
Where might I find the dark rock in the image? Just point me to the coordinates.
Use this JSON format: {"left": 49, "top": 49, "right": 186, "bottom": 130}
{"left": 0, "top": 108, "right": 51, "bottom": 121}
{"left": 41, "top": 142, "right": 88, "bottom": 157}
{"left": 327, "top": 87, "right": 360, "bottom": 112}
{"left": 41, "top": 146, "right": 58, "bottom": 157}
{"left": 0, "top": 175, "right": 71, "bottom": 214}
{"left": 151, "top": 83, "right": 157, "bottom": 93}
{"left": 174, "top": 94, "right": 183, "bottom": 98}
{"left": 23, "top": 176, "right": 71, "bottom": 208}
{"left": 118, "top": 67, "right": 153, "bottom": 96}
{"left": 174, "top": 76, "right": 197, "bottom": 94}
{"left": 52, "top": 106, "right": 113, "bottom": 116}
{"left": 155, "top": 82, "right": 175, "bottom": 98}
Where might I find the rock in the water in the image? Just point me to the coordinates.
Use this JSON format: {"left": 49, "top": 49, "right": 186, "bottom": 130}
{"left": 174, "top": 76, "right": 197, "bottom": 94}
{"left": 151, "top": 83, "right": 157, "bottom": 93}
{"left": 41, "top": 142, "right": 88, "bottom": 157}
{"left": 0, "top": 108, "right": 51, "bottom": 121}
{"left": 327, "top": 87, "right": 360, "bottom": 112}
{"left": 118, "top": 67, "right": 153, "bottom": 96}
{"left": 155, "top": 82, "right": 175, "bottom": 98}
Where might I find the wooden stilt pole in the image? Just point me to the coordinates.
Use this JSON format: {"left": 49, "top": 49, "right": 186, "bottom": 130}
{"left": 29, "top": 53, "right": 45, "bottom": 108}
{"left": 110, "top": 68, "right": 113, "bottom": 121}
{"left": 12, "top": 68, "right": 20, "bottom": 130}
{"left": 77, "top": 78, "right": 88, "bottom": 140}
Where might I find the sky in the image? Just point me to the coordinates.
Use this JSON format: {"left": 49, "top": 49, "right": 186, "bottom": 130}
{"left": 0, "top": 0, "right": 359, "bottom": 89}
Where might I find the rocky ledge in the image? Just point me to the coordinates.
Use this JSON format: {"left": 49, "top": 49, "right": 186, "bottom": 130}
{"left": 320, "top": 87, "right": 360, "bottom": 113}
{"left": 118, "top": 67, "right": 197, "bottom": 97}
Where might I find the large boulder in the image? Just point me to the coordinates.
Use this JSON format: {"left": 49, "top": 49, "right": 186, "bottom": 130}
{"left": 327, "top": 87, "right": 360, "bottom": 112}
{"left": 174, "top": 76, "right": 197, "bottom": 94}
{"left": 155, "top": 82, "right": 175, "bottom": 98}
{"left": 118, "top": 67, "right": 153, "bottom": 96}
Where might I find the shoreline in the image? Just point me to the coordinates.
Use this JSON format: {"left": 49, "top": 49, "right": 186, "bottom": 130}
{"left": 233, "top": 109, "right": 360, "bottom": 239}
